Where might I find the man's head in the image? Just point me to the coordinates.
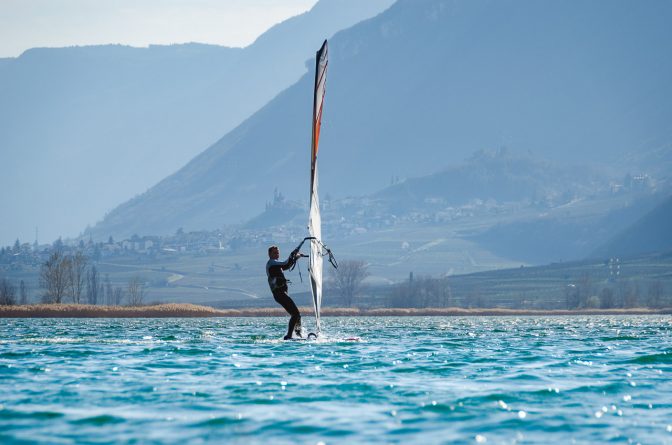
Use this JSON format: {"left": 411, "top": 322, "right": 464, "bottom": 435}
{"left": 268, "top": 245, "right": 280, "bottom": 259}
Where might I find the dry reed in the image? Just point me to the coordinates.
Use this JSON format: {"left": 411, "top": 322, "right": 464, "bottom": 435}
{"left": 0, "top": 304, "right": 669, "bottom": 318}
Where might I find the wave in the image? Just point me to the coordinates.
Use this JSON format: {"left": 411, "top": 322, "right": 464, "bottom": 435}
{"left": 625, "top": 351, "right": 672, "bottom": 364}
{"left": 71, "top": 414, "right": 125, "bottom": 425}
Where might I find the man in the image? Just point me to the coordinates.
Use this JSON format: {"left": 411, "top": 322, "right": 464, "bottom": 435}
{"left": 266, "top": 245, "right": 302, "bottom": 340}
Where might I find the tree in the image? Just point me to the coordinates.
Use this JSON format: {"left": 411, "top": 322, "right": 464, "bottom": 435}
{"left": 330, "top": 260, "right": 369, "bottom": 307}
{"left": 86, "top": 265, "right": 100, "bottom": 305}
{"left": 599, "top": 287, "right": 615, "bottom": 309}
{"left": 413, "top": 276, "right": 436, "bottom": 307}
{"left": 565, "top": 284, "right": 579, "bottom": 309}
{"left": 576, "top": 273, "right": 594, "bottom": 308}
{"left": 388, "top": 274, "right": 453, "bottom": 308}
{"left": 112, "top": 287, "right": 124, "bottom": 306}
{"left": 104, "top": 274, "right": 113, "bottom": 305}
{"left": 127, "top": 276, "right": 147, "bottom": 306}
{"left": 388, "top": 279, "right": 413, "bottom": 308}
{"left": 585, "top": 295, "right": 601, "bottom": 308}
{"left": 436, "top": 277, "right": 453, "bottom": 307}
{"left": 420, "top": 276, "right": 454, "bottom": 307}
{"left": 67, "top": 252, "right": 88, "bottom": 303}
{"left": 0, "top": 278, "right": 17, "bottom": 305}
{"left": 647, "top": 281, "right": 664, "bottom": 308}
{"left": 464, "top": 285, "right": 486, "bottom": 308}
{"left": 40, "top": 251, "right": 70, "bottom": 303}
{"left": 98, "top": 281, "right": 105, "bottom": 305}
{"left": 19, "top": 280, "right": 28, "bottom": 305}
{"left": 619, "top": 280, "right": 639, "bottom": 308}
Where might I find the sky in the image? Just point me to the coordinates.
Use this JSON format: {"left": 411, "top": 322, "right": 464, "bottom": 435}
{"left": 0, "top": 0, "right": 318, "bottom": 58}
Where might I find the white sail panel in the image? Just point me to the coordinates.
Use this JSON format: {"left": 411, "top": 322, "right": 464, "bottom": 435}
{"left": 309, "top": 40, "right": 328, "bottom": 333}
{"left": 309, "top": 168, "right": 322, "bottom": 331}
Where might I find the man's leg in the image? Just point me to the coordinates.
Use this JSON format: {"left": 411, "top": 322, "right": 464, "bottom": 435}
{"left": 273, "top": 290, "right": 302, "bottom": 339}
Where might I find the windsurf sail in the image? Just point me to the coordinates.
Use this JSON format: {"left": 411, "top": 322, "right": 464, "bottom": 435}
{"left": 309, "top": 40, "right": 328, "bottom": 334}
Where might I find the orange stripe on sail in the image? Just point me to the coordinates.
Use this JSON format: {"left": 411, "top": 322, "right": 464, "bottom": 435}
{"left": 313, "top": 103, "right": 323, "bottom": 160}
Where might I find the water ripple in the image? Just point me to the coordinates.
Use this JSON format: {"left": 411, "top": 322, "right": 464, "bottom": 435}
{"left": 1, "top": 316, "right": 671, "bottom": 444}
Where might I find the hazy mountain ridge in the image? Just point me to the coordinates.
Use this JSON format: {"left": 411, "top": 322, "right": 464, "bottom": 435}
{"left": 374, "top": 148, "right": 605, "bottom": 213}
{"left": 89, "top": 0, "right": 672, "bottom": 241}
{"left": 469, "top": 191, "right": 669, "bottom": 264}
{"left": 593, "top": 195, "right": 672, "bottom": 258}
{"left": 237, "top": 148, "right": 669, "bottom": 264}
{"left": 0, "top": 0, "right": 395, "bottom": 245}
{"left": 621, "top": 142, "right": 672, "bottom": 187}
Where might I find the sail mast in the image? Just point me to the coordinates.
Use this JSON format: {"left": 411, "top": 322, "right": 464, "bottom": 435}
{"left": 309, "top": 40, "right": 328, "bottom": 334}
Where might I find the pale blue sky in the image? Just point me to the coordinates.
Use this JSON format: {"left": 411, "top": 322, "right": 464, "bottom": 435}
{"left": 0, "top": 0, "right": 318, "bottom": 57}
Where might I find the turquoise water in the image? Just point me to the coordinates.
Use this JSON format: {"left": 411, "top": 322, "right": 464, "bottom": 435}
{"left": 1, "top": 316, "right": 672, "bottom": 444}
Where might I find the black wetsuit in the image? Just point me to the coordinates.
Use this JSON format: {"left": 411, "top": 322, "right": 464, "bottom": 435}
{"left": 266, "top": 254, "right": 301, "bottom": 339}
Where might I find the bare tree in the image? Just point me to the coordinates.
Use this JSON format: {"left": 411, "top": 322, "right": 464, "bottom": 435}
{"left": 98, "top": 281, "right": 105, "bottom": 305}
{"left": 330, "top": 260, "right": 369, "bottom": 307}
{"left": 576, "top": 273, "right": 594, "bottom": 308}
{"left": 67, "top": 251, "right": 88, "bottom": 304}
{"left": 565, "top": 284, "right": 579, "bottom": 309}
{"left": 416, "top": 276, "right": 433, "bottom": 307}
{"left": 619, "top": 280, "right": 638, "bottom": 308}
{"left": 416, "top": 276, "right": 453, "bottom": 307}
{"left": 127, "top": 276, "right": 147, "bottom": 306}
{"left": 0, "top": 278, "right": 17, "bottom": 305}
{"left": 104, "top": 274, "right": 113, "bottom": 305}
{"left": 86, "top": 265, "right": 100, "bottom": 305}
{"left": 388, "top": 272, "right": 450, "bottom": 308}
{"left": 436, "top": 277, "right": 453, "bottom": 307}
{"left": 112, "top": 287, "right": 125, "bottom": 306}
{"left": 388, "top": 279, "right": 413, "bottom": 308}
{"left": 647, "top": 281, "right": 664, "bottom": 308}
{"left": 19, "top": 280, "right": 28, "bottom": 305}
{"left": 599, "top": 287, "right": 615, "bottom": 309}
{"left": 40, "top": 251, "right": 70, "bottom": 303}
{"left": 405, "top": 275, "right": 443, "bottom": 307}
{"left": 465, "top": 285, "right": 486, "bottom": 308}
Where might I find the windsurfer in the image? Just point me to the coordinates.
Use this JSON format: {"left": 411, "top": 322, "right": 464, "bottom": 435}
{"left": 266, "top": 245, "right": 303, "bottom": 340}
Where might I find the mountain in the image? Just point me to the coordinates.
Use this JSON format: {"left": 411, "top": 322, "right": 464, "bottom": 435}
{"left": 235, "top": 148, "right": 668, "bottom": 265}
{"left": 355, "top": 149, "right": 668, "bottom": 265}
{"left": 0, "top": 0, "right": 395, "bottom": 246}
{"left": 468, "top": 191, "right": 667, "bottom": 264}
{"left": 594, "top": 195, "right": 672, "bottom": 258}
{"left": 373, "top": 149, "right": 604, "bottom": 213}
{"left": 90, "top": 0, "right": 672, "bottom": 240}
{"left": 620, "top": 142, "right": 672, "bottom": 189}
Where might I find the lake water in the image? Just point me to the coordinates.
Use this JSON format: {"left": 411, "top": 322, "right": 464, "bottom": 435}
{"left": 1, "top": 316, "right": 671, "bottom": 444}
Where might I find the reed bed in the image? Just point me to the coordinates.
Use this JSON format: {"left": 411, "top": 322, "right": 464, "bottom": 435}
{"left": 360, "top": 307, "right": 671, "bottom": 316}
{"left": 0, "top": 304, "right": 669, "bottom": 318}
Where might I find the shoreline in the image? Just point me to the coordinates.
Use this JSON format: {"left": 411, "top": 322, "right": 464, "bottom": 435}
{"left": 0, "top": 303, "right": 670, "bottom": 318}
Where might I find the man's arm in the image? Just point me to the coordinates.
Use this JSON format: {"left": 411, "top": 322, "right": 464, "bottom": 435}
{"left": 281, "top": 251, "right": 300, "bottom": 270}
{"left": 268, "top": 254, "right": 297, "bottom": 270}
{"left": 268, "top": 258, "right": 291, "bottom": 268}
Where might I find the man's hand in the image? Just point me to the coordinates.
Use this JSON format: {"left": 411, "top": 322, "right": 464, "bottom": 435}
{"left": 291, "top": 249, "right": 300, "bottom": 258}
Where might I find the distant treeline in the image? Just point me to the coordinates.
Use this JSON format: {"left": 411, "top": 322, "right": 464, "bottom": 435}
{"left": 324, "top": 260, "right": 671, "bottom": 311}
{"left": 361, "top": 269, "right": 671, "bottom": 311}
{"left": 3, "top": 248, "right": 670, "bottom": 311}
{"left": 0, "top": 250, "right": 146, "bottom": 307}
{"left": 344, "top": 260, "right": 672, "bottom": 310}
